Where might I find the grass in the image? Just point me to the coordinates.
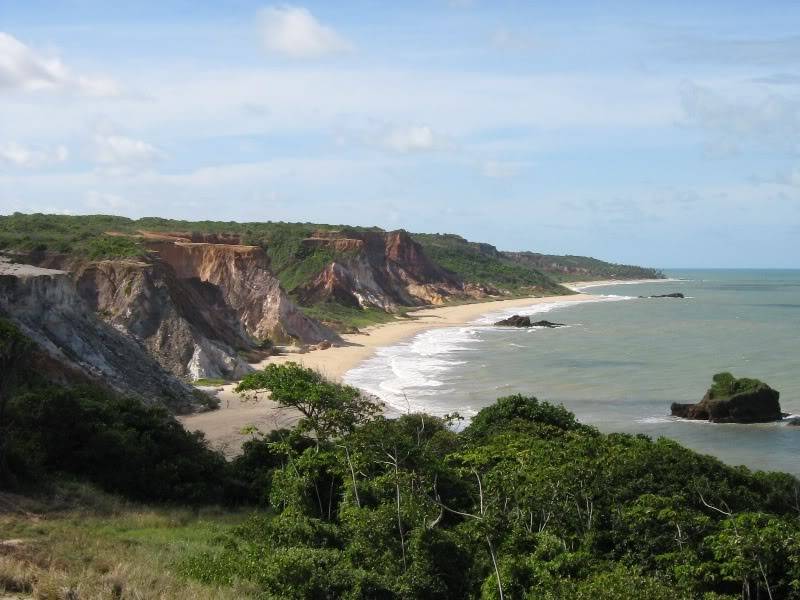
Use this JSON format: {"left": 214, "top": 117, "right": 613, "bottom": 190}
{"left": 0, "top": 482, "right": 258, "bottom": 599}
{"left": 301, "top": 303, "right": 412, "bottom": 331}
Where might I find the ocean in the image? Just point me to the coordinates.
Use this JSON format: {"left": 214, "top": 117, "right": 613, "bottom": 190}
{"left": 344, "top": 270, "right": 800, "bottom": 476}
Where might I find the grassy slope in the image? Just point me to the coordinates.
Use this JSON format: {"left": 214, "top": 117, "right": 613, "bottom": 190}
{"left": 0, "top": 483, "right": 257, "bottom": 599}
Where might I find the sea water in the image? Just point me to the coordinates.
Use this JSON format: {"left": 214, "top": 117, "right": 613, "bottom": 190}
{"left": 344, "top": 270, "right": 800, "bottom": 475}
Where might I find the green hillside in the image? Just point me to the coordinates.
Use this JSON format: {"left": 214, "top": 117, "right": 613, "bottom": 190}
{"left": 412, "top": 233, "right": 569, "bottom": 295}
{"left": 504, "top": 251, "right": 664, "bottom": 282}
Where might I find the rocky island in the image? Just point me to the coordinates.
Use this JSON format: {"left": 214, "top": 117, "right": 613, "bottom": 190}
{"left": 671, "top": 372, "right": 782, "bottom": 423}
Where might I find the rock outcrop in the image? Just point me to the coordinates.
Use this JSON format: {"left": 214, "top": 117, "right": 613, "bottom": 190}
{"left": 648, "top": 293, "right": 684, "bottom": 299}
{"left": 0, "top": 259, "right": 202, "bottom": 412}
{"left": 494, "top": 315, "right": 566, "bottom": 328}
{"left": 671, "top": 373, "right": 782, "bottom": 423}
{"left": 295, "top": 229, "right": 497, "bottom": 311}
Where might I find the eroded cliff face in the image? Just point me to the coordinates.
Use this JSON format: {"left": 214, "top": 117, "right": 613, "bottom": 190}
{"left": 74, "top": 258, "right": 256, "bottom": 381}
{"left": 142, "top": 235, "right": 338, "bottom": 344}
{"left": 0, "top": 260, "right": 201, "bottom": 413}
{"left": 296, "top": 229, "right": 497, "bottom": 310}
{"left": 64, "top": 233, "right": 341, "bottom": 381}
{"left": 7, "top": 232, "right": 341, "bottom": 385}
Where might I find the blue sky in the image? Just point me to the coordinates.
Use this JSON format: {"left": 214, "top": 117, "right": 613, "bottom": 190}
{"left": 1, "top": 1, "right": 799, "bottom": 267}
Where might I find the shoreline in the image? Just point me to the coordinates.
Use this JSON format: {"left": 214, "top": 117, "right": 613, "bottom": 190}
{"left": 180, "top": 279, "right": 669, "bottom": 453}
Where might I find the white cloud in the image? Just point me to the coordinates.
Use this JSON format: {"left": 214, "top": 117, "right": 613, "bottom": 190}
{"left": 382, "top": 125, "right": 443, "bottom": 153}
{"left": 85, "top": 190, "right": 128, "bottom": 211}
{"left": 491, "top": 28, "right": 537, "bottom": 51}
{"left": 93, "top": 134, "right": 164, "bottom": 170}
{"left": 0, "top": 142, "right": 68, "bottom": 168}
{"left": 258, "top": 6, "right": 353, "bottom": 59}
{"left": 0, "top": 32, "right": 120, "bottom": 96}
{"left": 680, "top": 81, "right": 800, "bottom": 154}
{"left": 481, "top": 160, "right": 530, "bottom": 178}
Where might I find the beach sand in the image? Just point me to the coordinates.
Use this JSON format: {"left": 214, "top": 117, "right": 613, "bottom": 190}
{"left": 179, "top": 291, "right": 598, "bottom": 454}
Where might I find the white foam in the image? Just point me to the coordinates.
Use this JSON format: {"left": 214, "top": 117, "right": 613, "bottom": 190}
{"left": 636, "top": 416, "right": 677, "bottom": 424}
{"left": 344, "top": 325, "right": 484, "bottom": 414}
{"left": 569, "top": 278, "right": 685, "bottom": 292}
{"left": 474, "top": 294, "right": 633, "bottom": 326}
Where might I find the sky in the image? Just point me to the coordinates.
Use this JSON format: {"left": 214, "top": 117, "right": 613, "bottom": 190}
{"left": 1, "top": 1, "right": 799, "bottom": 268}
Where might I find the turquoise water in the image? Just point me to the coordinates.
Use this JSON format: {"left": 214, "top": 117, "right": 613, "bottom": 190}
{"left": 344, "top": 270, "right": 800, "bottom": 476}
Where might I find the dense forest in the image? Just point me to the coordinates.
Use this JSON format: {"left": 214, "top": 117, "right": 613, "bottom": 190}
{"left": 1, "top": 319, "right": 797, "bottom": 599}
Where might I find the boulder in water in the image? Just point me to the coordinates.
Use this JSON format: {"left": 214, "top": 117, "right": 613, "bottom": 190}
{"left": 670, "top": 372, "right": 782, "bottom": 423}
{"left": 640, "top": 292, "right": 685, "bottom": 298}
{"left": 494, "top": 315, "right": 565, "bottom": 328}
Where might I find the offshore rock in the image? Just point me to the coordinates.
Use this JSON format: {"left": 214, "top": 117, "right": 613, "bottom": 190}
{"left": 494, "top": 315, "right": 565, "bottom": 328}
{"left": 671, "top": 373, "right": 781, "bottom": 423}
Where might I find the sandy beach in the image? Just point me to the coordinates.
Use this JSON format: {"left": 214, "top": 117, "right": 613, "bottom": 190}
{"left": 179, "top": 290, "right": 599, "bottom": 453}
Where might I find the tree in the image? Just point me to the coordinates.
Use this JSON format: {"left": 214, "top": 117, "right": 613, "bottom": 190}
{"left": 235, "top": 362, "right": 382, "bottom": 441}
{"left": 705, "top": 512, "right": 799, "bottom": 600}
{"left": 0, "top": 318, "right": 32, "bottom": 483}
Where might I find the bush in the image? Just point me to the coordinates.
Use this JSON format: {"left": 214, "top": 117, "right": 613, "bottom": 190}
{"left": 6, "top": 385, "right": 227, "bottom": 503}
{"left": 463, "top": 394, "right": 594, "bottom": 440}
{"left": 709, "top": 372, "right": 766, "bottom": 399}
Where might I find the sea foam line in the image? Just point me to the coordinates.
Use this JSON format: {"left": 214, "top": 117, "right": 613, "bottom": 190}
{"left": 569, "top": 278, "right": 686, "bottom": 292}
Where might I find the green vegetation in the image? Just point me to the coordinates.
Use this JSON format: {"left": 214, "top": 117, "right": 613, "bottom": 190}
{"left": 0, "top": 319, "right": 227, "bottom": 501}
{"left": 211, "top": 365, "right": 800, "bottom": 599}
{"left": 414, "top": 233, "right": 571, "bottom": 295}
{"left": 0, "top": 483, "right": 254, "bottom": 599}
{"left": 301, "top": 302, "right": 408, "bottom": 330}
{"left": 236, "top": 361, "right": 382, "bottom": 441}
{"left": 2, "top": 358, "right": 800, "bottom": 598}
{"left": 503, "top": 251, "right": 664, "bottom": 282}
{"left": 709, "top": 372, "right": 767, "bottom": 399}
{"left": 193, "top": 378, "right": 228, "bottom": 387}
{"left": 0, "top": 212, "right": 144, "bottom": 258}
{"left": 86, "top": 234, "right": 144, "bottom": 260}
{"left": 5, "top": 384, "right": 228, "bottom": 502}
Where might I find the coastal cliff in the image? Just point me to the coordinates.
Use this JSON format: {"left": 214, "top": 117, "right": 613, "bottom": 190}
{"left": 65, "top": 232, "right": 340, "bottom": 381}
{"left": 0, "top": 260, "right": 201, "bottom": 412}
{"left": 141, "top": 232, "right": 339, "bottom": 344}
{"left": 293, "top": 229, "right": 497, "bottom": 311}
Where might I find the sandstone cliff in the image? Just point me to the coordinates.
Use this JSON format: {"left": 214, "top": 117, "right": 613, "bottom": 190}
{"left": 8, "top": 232, "right": 341, "bottom": 384}
{"left": 294, "top": 229, "right": 497, "bottom": 311}
{"left": 0, "top": 259, "right": 201, "bottom": 412}
{"left": 143, "top": 233, "right": 337, "bottom": 343}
